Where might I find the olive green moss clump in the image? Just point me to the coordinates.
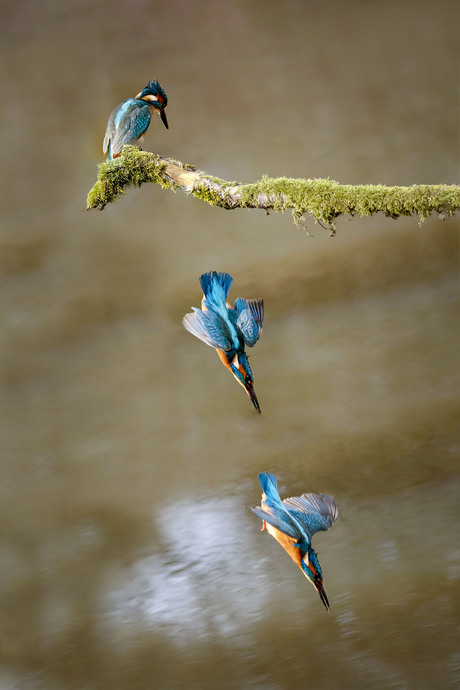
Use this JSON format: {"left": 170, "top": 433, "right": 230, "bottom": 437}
{"left": 87, "top": 147, "right": 460, "bottom": 224}
{"left": 87, "top": 146, "right": 178, "bottom": 210}
{"left": 236, "top": 176, "right": 460, "bottom": 225}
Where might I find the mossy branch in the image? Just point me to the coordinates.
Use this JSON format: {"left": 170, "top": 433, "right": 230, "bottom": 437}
{"left": 87, "top": 146, "right": 460, "bottom": 228}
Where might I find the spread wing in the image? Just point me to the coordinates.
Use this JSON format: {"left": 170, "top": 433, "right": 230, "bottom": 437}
{"left": 235, "top": 298, "right": 264, "bottom": 347}
{"left": 250, "top": 472, "right": 304, "bottom": 541}
{"left": 182, "top": 308, "right": 233, "bottom": 350}
{"left": 282, "top": 493, "right": 339, "bottom": 539}
{"left": 249, "top": 505, "right": 301, "bottom": 540}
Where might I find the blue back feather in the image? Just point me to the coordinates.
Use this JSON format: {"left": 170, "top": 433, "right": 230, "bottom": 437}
{"left": 103, "top": 99, "right": 151, "bottom": 158}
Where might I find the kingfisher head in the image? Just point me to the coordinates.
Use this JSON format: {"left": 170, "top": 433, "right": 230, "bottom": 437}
{"left": 229, "top": 352, "right": 260, "bottom": 413}
{"left": 300, "top": 547, "right": 330, "bottom": 611}
{"left": 136, "top": 79, "right": 169, "bottom": 129}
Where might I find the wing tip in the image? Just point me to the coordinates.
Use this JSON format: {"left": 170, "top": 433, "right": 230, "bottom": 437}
{"left": 289, "top": 492, "right": 340, "bottom": 524}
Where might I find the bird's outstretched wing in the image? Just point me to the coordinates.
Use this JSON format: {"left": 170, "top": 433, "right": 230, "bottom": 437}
{"left": 182, "top": 308, "right": 233, "bottom": 350}
{"left": 249, "top": 505, "right": 300, "bottom": 540}
{"left": 250, "top": 472, "right": 304, "bottom": 541}
{"left": 104, "top": 100, "right": 151, "bottom": 156}
{"left": 282, "top": 493, "right": 339, "bottom": 539}
{"left": 235, "top": 298, "right": 264, "bottom": 347}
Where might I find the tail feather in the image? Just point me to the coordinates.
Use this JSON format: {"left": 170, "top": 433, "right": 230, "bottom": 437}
{"left": 258, "top": 472, "right": 284, "bottom": 510}
{"left": 199, "top": 272, "right": 234, "bottom": 322}
{"left": 200, "top": 271, "right": 233, "bottom": 302}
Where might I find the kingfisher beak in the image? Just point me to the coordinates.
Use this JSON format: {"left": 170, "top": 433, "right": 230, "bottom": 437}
{"left": 245, "top": 381, "right": 261, "bottom": 414}
{"left": 159, "top": 107, "right": 169, "bottom": 129}
{"left": 314, "top": 580, "right": 330, "bottom": 611}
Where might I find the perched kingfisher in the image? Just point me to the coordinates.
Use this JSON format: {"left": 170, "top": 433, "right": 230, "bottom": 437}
{"left": 250, "top": 472, "right": 339, "bottom": 610}
{"left": 183, "top": 271, "right": 264, "bottom": 413}
{"left": 103, "top": 79, "right": 168, "bottom": 160}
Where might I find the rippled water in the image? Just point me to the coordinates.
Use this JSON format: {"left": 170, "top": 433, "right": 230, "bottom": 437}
{"left": 1, "top": 1, "right": 459, "bottom": 688}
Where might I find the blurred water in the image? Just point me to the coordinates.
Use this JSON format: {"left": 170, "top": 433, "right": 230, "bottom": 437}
{"left": 1, "top": 0, "right": 459, "bottom": 688}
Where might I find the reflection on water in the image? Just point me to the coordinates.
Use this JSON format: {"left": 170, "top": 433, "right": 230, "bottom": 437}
{"left": 103, "top": 497, "right": 271, "bottom": 643}
{"left": 1, "top": 0, "right": 459, "bottom": 687}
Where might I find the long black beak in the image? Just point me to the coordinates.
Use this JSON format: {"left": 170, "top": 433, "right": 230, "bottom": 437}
{"left": 245, "top": 382, "right": 261, "bottom": 414}
{"left": 159, "top": 107, "right": 169, "bottom": 129}
{"left": 315, "top": 581, "right": 330, "bottom": 611}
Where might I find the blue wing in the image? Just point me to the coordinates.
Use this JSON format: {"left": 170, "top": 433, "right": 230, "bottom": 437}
{"left": 235, "top": 298, "right": 264, "bottom": 347}
{"left": 251, "top": 472, "right": 305, "bottom": 541}
{"left": 103, "top": 99, "right": 151, "bottom": 157}
{"left": 282, "top": 494, "right": 339, "bottom": 539}
{"left": 249, "top": 505, "right": 300, "bottom": 540}
{"left": 182, "top": 308, "right": 233, "bottom": 350}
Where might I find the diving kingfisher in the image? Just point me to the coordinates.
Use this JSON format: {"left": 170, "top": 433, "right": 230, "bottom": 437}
{"left": 103, "top": 79, "right": 168, "bottom": 160}
{"left": 250, "top": 472, "right": 339, "bottom": 610}
{"left": 183, "top": 271, "right": 264, "bottom": 413}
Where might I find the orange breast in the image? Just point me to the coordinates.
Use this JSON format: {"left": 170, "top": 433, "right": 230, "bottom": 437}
{"left": 216, "top": 349, "right": 232, "bottom": 371}
{"left": 265, "top": 524, "right": 303, "bottom": 570}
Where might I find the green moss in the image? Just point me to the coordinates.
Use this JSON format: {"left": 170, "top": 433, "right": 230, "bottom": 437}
{"left": 192, "top": 176, "right": 239, "bottom": 209}
{"left": 87, "top": 146, "right": 178, "bottom": 210}
{"left": 235, "top": 176, "right": 460, "bottom": 224}
{"left": 87, "top": 147, "right": 460, "bottom": 225}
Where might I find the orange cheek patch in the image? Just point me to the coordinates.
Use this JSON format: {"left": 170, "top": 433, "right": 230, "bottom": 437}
{"left": 306, "top": 563, "right": 316, "bottom": 578}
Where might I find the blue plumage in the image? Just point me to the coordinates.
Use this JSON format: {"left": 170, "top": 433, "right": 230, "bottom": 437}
{"left": 251, "top": 472, "right": 339, "bottom": 610}
{"left": 235, "top": 298, "right": 264, "bottom": 347}
{"left": 103, "top": 79, "right": 169, "bottom": 160}
{"left": 189, "top": 308, "right": 232, "bottom": 350}
{"left": 183, "top": 271, "right": 264, "bottom": 413}
{"left": 200, "top": 271, "right": 233, "bottom": 306}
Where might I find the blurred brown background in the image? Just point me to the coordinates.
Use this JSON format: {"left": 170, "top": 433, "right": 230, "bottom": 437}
{"left": 1, "top": 1, "right": 459, "bottom": 688}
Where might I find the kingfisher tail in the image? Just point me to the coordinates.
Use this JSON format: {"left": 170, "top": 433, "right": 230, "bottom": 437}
{"left": 258, "top": 472, "right": 283, "bottom": 507}
{"left": 200, "top": 272, "right": 233, "bottom": 316}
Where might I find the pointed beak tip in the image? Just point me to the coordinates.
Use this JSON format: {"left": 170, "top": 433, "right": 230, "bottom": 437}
{"left": 317, "top": 586, "right": 330, "bottom": 611}
{"left": 160, "top": 109, "right": 169, "bottom": 129}
{"left": 248, "top": 389, "right": 261, "bottom": 414}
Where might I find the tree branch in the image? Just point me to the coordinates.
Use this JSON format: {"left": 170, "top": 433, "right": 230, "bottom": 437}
{"left": 87, "top": 146, "right": 460, "bottom": 229}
